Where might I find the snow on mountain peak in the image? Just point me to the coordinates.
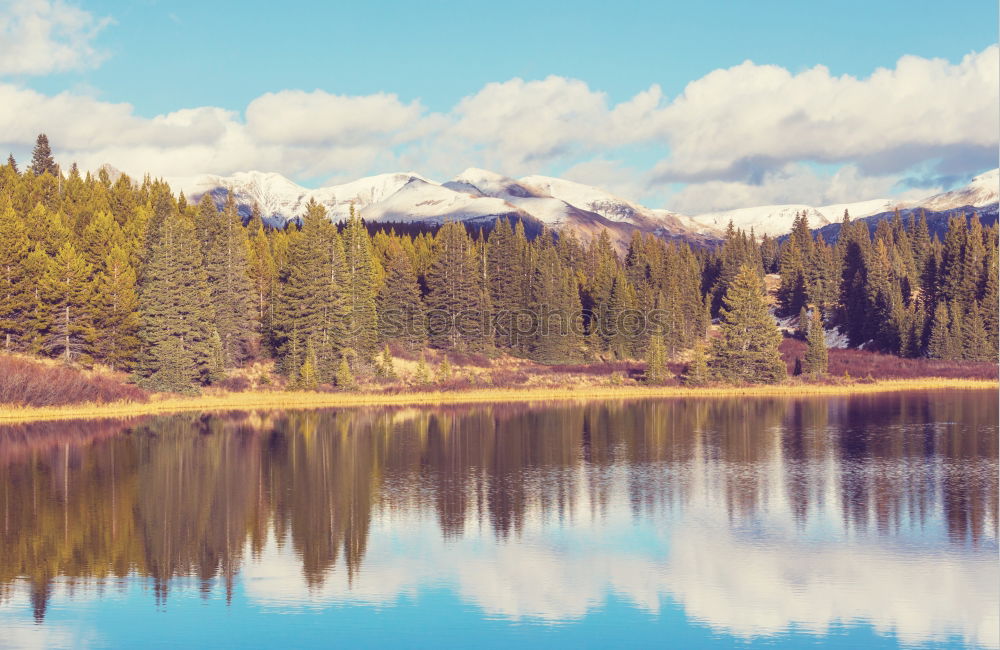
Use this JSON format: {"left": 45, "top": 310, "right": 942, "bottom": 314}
{"left": 920, "top": 168, "right": 999, "bottom": 211}
{"left": 167, "top": 164, "right": 998, "bottom": 249}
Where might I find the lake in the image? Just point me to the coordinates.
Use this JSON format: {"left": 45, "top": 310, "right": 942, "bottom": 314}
{"left": 0, "top": 391, "right": 996, "bottom": 649}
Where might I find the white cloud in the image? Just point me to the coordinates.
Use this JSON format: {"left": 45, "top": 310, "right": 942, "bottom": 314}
{"left": 238, "top": 492, "right": 999, "bottom": 648}
{"left": 0, "top": 45, "right": 995, "bottom": 212}
{"left": 649, "top": 46, "right": 999, "bottom": 183}
{"left": 245, "top": 90, "right": 424, "bottom": 147}
{"left": 0, "top": 0, "right": 111, "bottom": 76}
{"left": 666, "top": 163, "right": 938, "bottom": 214}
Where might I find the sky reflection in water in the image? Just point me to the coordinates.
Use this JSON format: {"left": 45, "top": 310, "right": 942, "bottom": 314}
{"left": 0, "top": 391, "right": 996, "bottom": 648}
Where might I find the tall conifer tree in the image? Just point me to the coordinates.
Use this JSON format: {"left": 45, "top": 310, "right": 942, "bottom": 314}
{"left": 137, "top": 208, "right": 218, "bottom": 388}
{"left": 30, "top": 134, "right": 58, "bottom": 176}
{"left": 0, "top": 197, "right": 31, "bottom": 350}
{"left": 425, "top": 222, "right": 485, "bottom": 350}
{"left": 378, "top": 240, "right": 426, "bottom": 346}
{"left": 41, "top": 242, "right": 94, "bottom": 363}
{"left": 709, "top": 264, "right": 786, "bottom": 384}
{"left": 203, "top": 192, "right": 256, "bottom": 366}
{"left": 341, "top": 206, "right": 380, "bottom": 361}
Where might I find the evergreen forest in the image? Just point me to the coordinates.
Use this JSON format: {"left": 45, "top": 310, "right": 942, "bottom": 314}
{"left": 1, "top": 136, "right": 997, "bottom": 393}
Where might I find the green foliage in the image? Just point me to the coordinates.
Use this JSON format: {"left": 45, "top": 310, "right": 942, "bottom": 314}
{"left": 0, "top": 136, "right": 995, "bottom": 391}
{"left": 30, "top": 134, "right": 58, "bottom": 176}
{"left": 41, "top": 241, "right": 95, "bottom": 364}
{"left": 378, "top": 240, "right": 426, "bottom": 346}
{"left": 136, "top": 211, "right": 217, "bottom": 389}
{"left": 375, "top": 344, "right": 397, "bottom": 380}
{"left": 644, "top": 332, "right": 668, "bottom": 384}
{"left": 777, "top": 211, "right": 811, "bottom": 316}
{"left": 803, "top": 308, "right": 828, "bottom": 376}
{"left": 342, "top": 206, "right": 380, "bottom": 361}
{"left": 91, "top": 245, "right": 140, "bottom": 370}
{"left": 140, "top": 335, "right": 199, "bottom": 395}
{"left": 413, "top": 352, "right": 431, "bottom": 386}
{"left": 709, "top": 265, "right": 786, "bottom": 384}
{"left": 529, "top": 242, "right": 582, "bottom": 364}
{"left": 335, "top": 353, "right": 357, "bottom": 391}
{"left": 684, "top": 341, "right": 711, "bottom": 386}
{"left": 0, "top": 196, "right": 31, "bottom": 349}
{"left": 203, "top": 192, "right": 257, "bottom": 367}
{"left": 271, "top": 200, "right": 347, "bottom": 380}
{"left": 295, "top": 338, "right": 319, "bottom": 391}
{"left": 435, "top": 357, "right": 453, "bottom": 384}
{"left": 425, "top": 222, "right": 487, "bottom": 350}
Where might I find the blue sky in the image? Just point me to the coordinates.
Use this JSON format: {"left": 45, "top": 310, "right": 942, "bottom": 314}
{"left": 0, "top": 0, "right": 997, "bottom": 212}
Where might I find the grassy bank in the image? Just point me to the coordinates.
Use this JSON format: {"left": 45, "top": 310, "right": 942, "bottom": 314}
{"left": 1, "top": 378, "right": 995, "bottom": 424}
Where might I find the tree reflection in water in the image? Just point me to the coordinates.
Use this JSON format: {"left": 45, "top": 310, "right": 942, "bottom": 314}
{"left": 0, "top": 391, "right": 995, "bottom": 640}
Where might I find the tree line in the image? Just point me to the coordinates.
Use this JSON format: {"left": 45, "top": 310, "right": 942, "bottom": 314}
{"left": 0, "top": 135, "right": 996, "bottom": 392}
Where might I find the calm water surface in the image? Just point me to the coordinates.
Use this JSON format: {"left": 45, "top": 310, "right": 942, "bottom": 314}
{"left": 0, "top": 391, "right": 996, "bottom": 649}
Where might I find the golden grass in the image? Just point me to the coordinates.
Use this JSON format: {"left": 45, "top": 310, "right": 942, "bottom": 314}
{"left": 0, "top": 378, "right": 995, "bottom": 424}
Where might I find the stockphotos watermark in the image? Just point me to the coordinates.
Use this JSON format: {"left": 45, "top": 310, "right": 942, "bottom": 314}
{"left": 377, "top": 306, "right": 677, "bottom": 342}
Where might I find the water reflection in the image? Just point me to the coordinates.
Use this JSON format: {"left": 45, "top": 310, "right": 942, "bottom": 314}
{"left": 0, "top": 392, "right": 996, "bottom": 647}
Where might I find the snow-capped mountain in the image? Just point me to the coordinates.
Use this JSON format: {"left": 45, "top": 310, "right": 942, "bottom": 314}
{"left": 919, "top": 168, "right": 999, "bottom": 212}
{"left": 169, "top": 170, "right": 433, "bottom": 223}
{"left": 169, "top": 167, "right": 998, "bottom": 247}
{"left": 689, "top": 200, "right": 897, "bottom": 238}
{"left": 170, "top": 168, "right": 720, "bottom": 250}
{"left": 519, "top": 174, "right": 714, "bottom": 237}
{"left": 688, "top": 169, "right": 999, "bottom": 237}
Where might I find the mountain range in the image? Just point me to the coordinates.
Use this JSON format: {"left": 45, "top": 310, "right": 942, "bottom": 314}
{"left": 168, "top": 167, "right": 999, "bottom": 248}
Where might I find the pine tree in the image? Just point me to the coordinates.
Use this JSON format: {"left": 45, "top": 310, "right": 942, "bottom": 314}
{"left": 378, "top": 240, "right": 426, "bottom": 345}
{"left": 296, "top": 337, "right": 319, "bottom": 390}
{"left": 80, "top": 211, "right": 125, "bottom": 269}
{"left": 803, "top": 308, "right": 828, "bottom": 376}
{"left": 528, "top": 243, "right": 581, "bottom": 363}
{"left": 21, "top": 245, "right": 52, "bottom": 355}
{"left": 335, "top": 353, "right": 357, "bottom": 390}
{"left": 425, "top": 222, "right": 485, "bottom": 350}
{"left": 709, "top": 264, "right": 786, "bottom": 384}
{"left": 30, "top": 134, "right": 58, "bottom": 176}
{"left": 960, "top": 301, "right": 989, "bottom": 361}
{"left": 838, "top": 216, "right": 872, "bottom": 346}
{"left": 435, "top": 357, "right": 453, "bottom": 384}
{"left": 644, "top": 330, "right": 668, "bottom": 384}
{"left": 246, "top": 220, "right": 277, "bottom": 344}
{"left": 487, "top": 217, "right": 523, "bottom": 349}
{"left": 203, "top": 192, "right": 256, "bottom": 367}
{"left": 0, "top": 196, "right": 31, "bottom": 350}
{"left": 41, "top": 242, "right": 95, "bottom": 363}
{"left": 145, "top": 336, "right": 199, "bottom": 394}
{"left": 603, "top": 270, "right": 637, "bottom": 359}
{"left": 342, "top": 206, "right": 380, "bottom": 360}
{"left": 684, "top": 340, "right": 710, "bottom": 386}
{"left": 583, "top": 229, "right": 618, "bottom": 342}
{"left": 207, "top": 328, "right": 225, "bottom": 383}
{"left": 271, "top": 200, "right": 347, "bottom": 380}
{"left": 981, "top": 244, "right": 999, "bottom": 360}
{"left": 90, "top": 244, "right": 140, "bottom": 370}
{"left": 927, "top": 301, "right": 951, "bottom": 360}
{"left": 867, "top": 239, "right": 901, "bottom": 352}
{"left": 136, "top": 209, "right": 218, "bottom": 389}
{"left": 559, "top": 268, "right": 585, "bottom": 362}
{"left": 795, "top": 305, "right": 809, "bottom": 339}
{"left": 376, "top": 344, "right": 398, "bottom": 380}
{"left": 413, "top": 352, "right": 431, "bottom": 386}
{"left": 938, "top": 215, "right": 968, "bottom": 306}
{"left": 777, "top": 212, "right": 811, "bottom": 316}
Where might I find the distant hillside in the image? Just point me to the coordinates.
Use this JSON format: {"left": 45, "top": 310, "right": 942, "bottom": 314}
{"left": 808, "top": 203, "right": 999, "bottom": 244}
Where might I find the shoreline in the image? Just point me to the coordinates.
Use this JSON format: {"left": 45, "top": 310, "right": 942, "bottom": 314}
{"left": 0, "top": 378, "right": 996, "bottom": 424}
